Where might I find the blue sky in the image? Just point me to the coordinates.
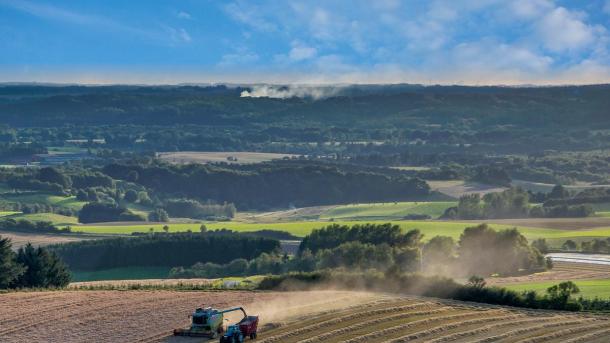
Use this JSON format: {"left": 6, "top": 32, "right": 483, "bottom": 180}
{"left": 1, "top": 0, "right": 610, "bottom": 84}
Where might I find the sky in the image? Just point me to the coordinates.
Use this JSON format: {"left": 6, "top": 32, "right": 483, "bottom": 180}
{"left": 1, "top": 0, "right": 610, "bottom": 85}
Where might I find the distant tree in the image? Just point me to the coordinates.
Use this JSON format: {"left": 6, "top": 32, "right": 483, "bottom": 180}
{"left": 562, "top": 240, "right": 577, "bottom": 251}
{"left": 148, "top": 209, "right": 169, "bottom": 222}
{"left": 126, "top": 170, "right": 139, "bottom": 182}
{"left": 162, "top": 225, "right": 170, "bottom": 233}
{"left": 137, "top": 191, "right": 152, "bottom": 206}
{"left": 0, "top": 236, "right": 25, "bottom": 289}
{"left": 123, "top": 189, "right": 138, "bottom": 202}
{"left": 38, "top": 167, "right": 72, "bottom": 189}
{"left": 75, "top": 189, "right": 88, "bottom": 201}
{"left": 13, "top": 243, "right": 71, "bottom": 288}
{"left": 199, "top": 224, "right": 208, "bottom": 233}
{"left": 423, "top": 236, "right": 455, "bottom": 273}
{"left": 532, "top": 238, "right": 549, "bottom": 254}
{"left": 547, "top": 281, "right": 581, "bottom": 309}
{"left": 549, "top": 185, "right": 570, "bottom": 199}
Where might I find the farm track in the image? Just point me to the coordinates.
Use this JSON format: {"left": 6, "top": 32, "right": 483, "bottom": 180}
{"left": 1, "top": 291, "right": 609, "bottom": 342}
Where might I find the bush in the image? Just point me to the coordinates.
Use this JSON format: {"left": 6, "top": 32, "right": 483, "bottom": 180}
{"left": 78, "top": 202, "right": 144, "bottom": 223}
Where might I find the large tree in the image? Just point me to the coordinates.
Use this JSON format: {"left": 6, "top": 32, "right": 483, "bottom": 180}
{"left": 0, "top": 236, "right": 25, "bottom": 289}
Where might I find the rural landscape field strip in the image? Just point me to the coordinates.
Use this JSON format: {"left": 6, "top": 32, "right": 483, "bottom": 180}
{"left": 385, "top": 312, "right": 523, "bottom": 343}
{"left": 0, "top": 291, "right": 199, "bottom": 337}
{"left": 466, "top": 317, "right": 585, "bottom": 343}
{"left": 516, "top": 321, "right": 610, "bottom": 343}
{"left": 296, "top": 306, "right": 455, "bottom": 343}
{"left": 339, "top": 309, "right": 508, "bottom": 342}
{"left": 488, "top": 261, "right": 610, "bottom": 286}
{"left": 258, "top": 299, "right": 433, "bottom": 342}
{"left": 428, "top": 316, "right": 579, "bottom": 343}
{"left": 561, "top": 327, "right": 610, "bottom": 343}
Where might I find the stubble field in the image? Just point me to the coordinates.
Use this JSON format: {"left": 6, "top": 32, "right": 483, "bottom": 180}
{"left": 1, "top": 290, "right": 609, "bottom": 343}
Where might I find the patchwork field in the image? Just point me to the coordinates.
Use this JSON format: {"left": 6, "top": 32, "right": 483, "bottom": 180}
{"left": 0, "top": 230, "right": 95, "bottom": 249}
{"left": 318, "top": 202, "right": 456, "bottom": 220}
{"left": 157, "top": 151, "right": 297, "bottom": 164}
{"left": 0, "top": 193, "right": 86, "bottom": 211}
{"left": 427, "top": 180, "right": 507, "bottom": 198}
{"left": 1, "top": 290, "right": 608, "bottom": 343}
{"left": 69, "top": 219, "right": 610, "bottom": 246}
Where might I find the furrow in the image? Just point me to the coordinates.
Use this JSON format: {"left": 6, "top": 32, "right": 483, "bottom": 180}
{"left": 470, "top": 317, "right": 589, "bottom": 343}
{"left": 386, "top": 313, "right": 523, "bottom": 343}
{"left": 516, "top": 322, "right": 607, "bottom": 343}
{"left": 298, "top": 306, "right": 453, "bottom": 343}
{"left": 259, "top": 301, "right": 434, "bottom": 342}
{"left": 425, "top": 316, "right": 564, "bottom": 343}
{"left": 342, "top": 310, "right": 506, "bottom": 343}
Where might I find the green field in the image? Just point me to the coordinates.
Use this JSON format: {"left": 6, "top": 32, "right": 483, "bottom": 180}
{"left": 7, "top": 212, "right": 79, "bottom": 225}
{"left": 0, "top": 193, "right": 86, "bottom": 211}
{"left": 0, "top": 211, "right": 20, "bottom": 217}
{"left": 69, "top": 219, "right": 610, "bottom": 244}
{"left": 71, "top": 266, "right": 172, "bottom": 282}
{"left": 592, "top": 203, "right": 610, "bottom": 217}
{"left": 319, "top": 201, "right": 456, "bottom": 220}
{"left": 505, "top": 278, "right": 610, "bottom": 299}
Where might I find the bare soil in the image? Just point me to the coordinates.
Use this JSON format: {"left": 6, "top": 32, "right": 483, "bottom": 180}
{"left": 0, "top": 230, "right": 95, "bottom": 249}
{"left": 157, "top": 151, "right": 297, "bottom": 165}
{"left": 1, "top": 290, "right": 608, "bottom": 343}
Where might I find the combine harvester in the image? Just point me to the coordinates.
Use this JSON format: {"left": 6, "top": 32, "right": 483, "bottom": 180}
{"left": 174, "top": 306, "right": 259, "bottom": 341}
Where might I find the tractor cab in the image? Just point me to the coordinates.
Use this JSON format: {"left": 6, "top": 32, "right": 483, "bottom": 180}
{"left": 220, "top": 325, "right": 244, "bottom": 343}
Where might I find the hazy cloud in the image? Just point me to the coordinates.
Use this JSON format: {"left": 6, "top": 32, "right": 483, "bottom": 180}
{"left": 537, "top": 7, "right": 596, "bottom": 52}
{"left": 177, "top": 11, "right": 191, "bottom": 20}
{"left": 240, "top": 84, "right": 342, "bottom": 99}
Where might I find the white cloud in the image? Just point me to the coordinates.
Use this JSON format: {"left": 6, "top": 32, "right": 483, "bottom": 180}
{"left": 288, "top": 42, "right": 317, "bottom": 61}
{"left": 509, "top": 0, "right": 553, "bottom": 19}
{"left": 177, "top": 11, "right": 191, "bottom": 20}
{"left": 224, "top": 1, "right": 276, "bottom": 32}
{"left": 164, "top": 26, "right": 192, "bottom": 43}
{"left": 218, "top": 51, "right": 259, "bottom": 66}
{"left": 537, "top": 7, "right": 596, "bottom": 52}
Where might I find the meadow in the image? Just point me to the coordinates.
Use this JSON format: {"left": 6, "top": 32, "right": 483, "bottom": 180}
{"left": 505, "top": 278, "right": 610, "bottom": 299}
{"left": 71, "top": 266, "right": 172, "bottom": 282}
{"left": 318, "top": 201, "right": 456, "bottom": 220}
{"left": 69, "top": 219, "right": 610, "bottom": 247}
{"left": 0, "top": 193, "right": 86, "bottom": 211}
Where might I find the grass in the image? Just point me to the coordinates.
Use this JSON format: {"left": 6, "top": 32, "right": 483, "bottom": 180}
{"left": 69, "top": 219, "right": 601, "bottom": 242}
{"left": 1, "top": 193, "right": 86, "bottom": 211}
{"left": 592, "top": 203, "right": 610, "bottom": 217}
{"left": 504, "top": 278, "right": 610, "bottom": 299}
{"left": 5, "top": 212, "right": 79, "bottom": 225}
{"left": 319, "top": 201, "right": 456, "bottom": 220}
{"left": 0, "top": 211, "right": 20, "bottom": 217}
{"left": 71, "top": 266, "right": 172, "bottom": 282}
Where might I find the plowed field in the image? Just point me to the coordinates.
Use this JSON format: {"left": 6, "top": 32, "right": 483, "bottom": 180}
{"left": 1, "top": 290, "right": 608, "bottom": 343}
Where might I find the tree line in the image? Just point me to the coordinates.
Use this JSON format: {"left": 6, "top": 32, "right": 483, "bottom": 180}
{"left": 102, "top": 162, "right": 431, "bottom": 209}
{"left": 171, "top": 223, "right": 547, "bottom": 279}
{"left": 0, "top": 237, "right": 70, "bottom": 289}
{"left": 51, "top": 232, "right": 280, "bottom": 270}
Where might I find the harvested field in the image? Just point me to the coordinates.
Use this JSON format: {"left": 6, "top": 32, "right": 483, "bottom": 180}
{"left": 427, "top": 180, "right": 507, "bottom": 199}
{"left": 157, "top": 151, "right": 297, "bottom": 165}
{"left": 487, "top": 261, "right": 610, "bottom": 286}
{"left": 2, "top": 290, "right": 608, "bottom": 343}
{"left": 0, "top": 230, "right": 95, "bottom": 249}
